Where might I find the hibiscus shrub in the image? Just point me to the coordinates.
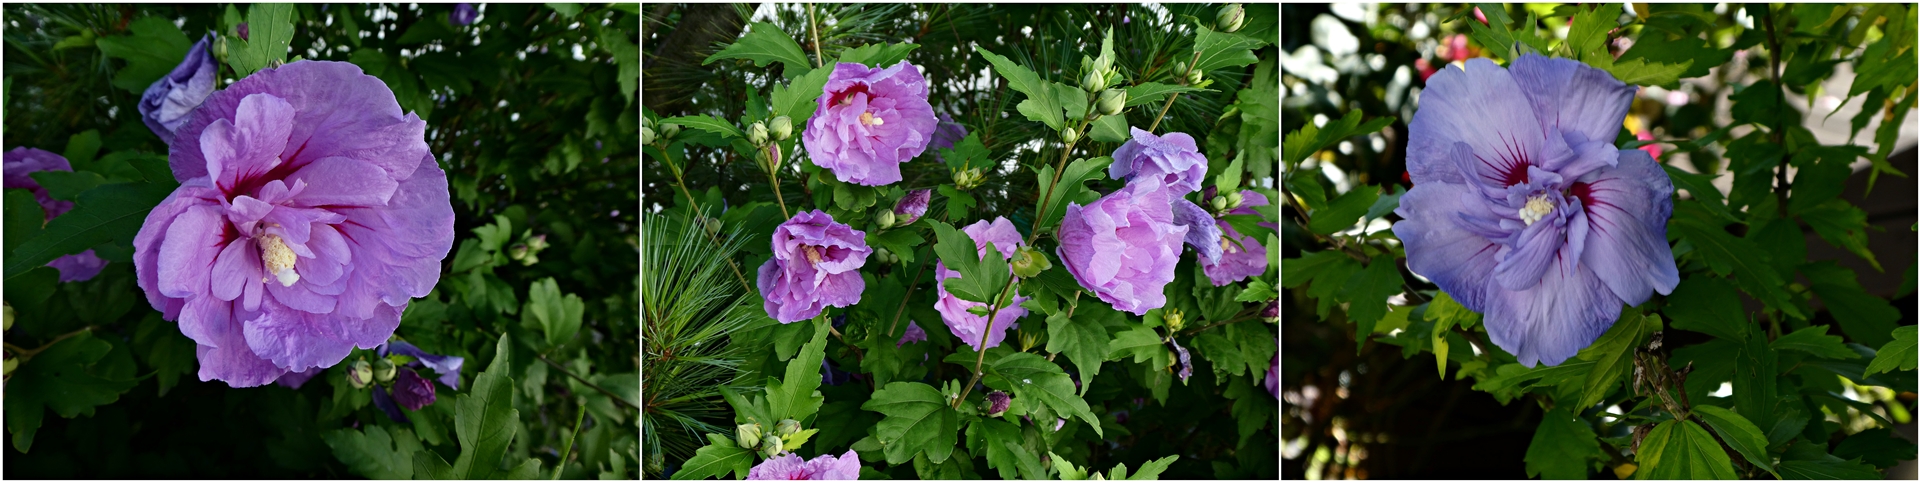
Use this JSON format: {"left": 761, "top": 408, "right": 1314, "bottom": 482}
{"left": 3, "top": 3, "right": 640, "bottom": 478}
{"left": 1282, "top": 3, "right": 1916, "bottom": 479}
{"left": 643, "top": 3, "right": 1280, "bottom": 480}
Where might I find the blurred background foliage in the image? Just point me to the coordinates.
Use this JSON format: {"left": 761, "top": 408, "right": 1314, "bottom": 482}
{"left": 1281, "top": 2, "right": 1916, "bottom": 479}
{"left": 3, "top": 3, "right": 640, "bottom": 478}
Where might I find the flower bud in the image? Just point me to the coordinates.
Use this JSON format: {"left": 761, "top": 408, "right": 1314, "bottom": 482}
{"left": 775, "top": 419, "right": 802, "bottom": 437}
{"left": 1211, "top": 195, "right": 1231, "bottom": 213}
{"left": 1164, "top": 308, "right": 1186, "bottom": 332}
{"left": 373, "top": 357, "right": 397, "bottom": 383}
{"left": 526, "top": 234, "right": 549, "bottom": 252}
{"left": 1187, "top": 69, "right": 1205, "bottom": 86}
{"left": 874, "top": 248, "right": 894, "bottom": 264}
{"left": 1082, "top": 69, "right": 1107, "bottom": 92}
{"left": 1263, "top": 301, "right": 1279, "bottom": 323}
{"left": 508, "top": 243, "right": 530, "bottom": 261}
{"left": 1216, "top": 4, "right": 1245, "bottom": 33}
{"left": 736, "top": 424, "right": 764, "bottom": 449}
{"left": 641, "top": 126, "right": 655, "bottom": 145}
{"left": 1173, "top": 61, "right": 1189, "bottom": 75}
{"left": 1093, "top": 56, "right": 1112, "bottom": 76}
{"left": 349, "top": 360, "right": 374, "bottom": 389}
{"left": 984, "top": 391, "right": 1011, "bottom": 417}
{"left": 875, "top": 209, "right": 896, "bottom": 230}
{"left": 748, "top": 121, "right": 769, "bottom": 146}
{"left": 1010, "top": 246, "right": 1052, "bottom": 278}
{"left": 760, "top": 435, "right": 784, "bottom": 457}
{"left": 1062, "top": 127, "right": 1080, "bottom": 144}
{"left": 1097, "top": 89, "right": 1127, "bottom": 116}
{"left": 3, "top": 302, "right": 12, "bottom": 331}
{"left": 770, "top": 115, "right": 794, "bottom": 141}
{"left": 1226, "top": 191, "right": 1245, "bottom": 210}
{"left": 893, "top": 189, "right": 931, "bottom": 225}
{"left": 660, "top": 124, "right": 681, "bottom": 140}
{"left": 642, "top": 116, "right": 654, "bottom": 130}
{"left": 213, "top": 36, "right": 230, "bottom": 63}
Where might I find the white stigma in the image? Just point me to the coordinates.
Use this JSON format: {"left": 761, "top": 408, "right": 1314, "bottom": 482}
{"left": 802, "top": 244, "right": 824, "bottom": 265}
{"left": 860, "top": 111, "right": 884, "bottom": 126}
{"left": 259, "top": 234, "right": 301, "bottom": 287}
{"left": 1519, "top": 195, "right": 1554, "bottom": 226}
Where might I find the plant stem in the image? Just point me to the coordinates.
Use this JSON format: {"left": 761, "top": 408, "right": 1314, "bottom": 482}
{"left": 551, "top": 406, "right": 588, "bottom": 479}
{"left": 763, "top": 144, "right": 791, "bottom": 219}
{"left": 887, "top": 247, "right": 932, "bottom": 338}
{"left": 807, "top": 4, "right": 826, "bottom": 69}
{"left": 536, "top": 353, "right": 639, "bottom": 411}
{"left": 1146, "top": 51, "right": 1203, "bottom": 133}
{"left": 952, "top": 273, "right": 1020, "bottom": 408}
{"left": 3, "top": 326, "right": 93, "bottom": 362}
{"left": 1762, "top": 4, "right": 1791, "bottom": 218}
{"left": 1027, "top": 106, "right": 1102, "bottom": 245}
{"left": 655, "top": 142, "right": 755, "bottom": 293}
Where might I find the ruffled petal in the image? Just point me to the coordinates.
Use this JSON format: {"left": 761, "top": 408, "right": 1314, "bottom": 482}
{"left": 1480, "top": 250, "right": 1621, "bottom": 367}
{"left": 195, "top": 305, "right": 287, "bottom": 387}
{"left": 243, "top": 305, "right": 358, "bottom": 372}
{"left": 1406, "top": 58, "right": 1574, "bottom": 189}
{"left": 1171, "top": 197, "right": 1223, "bottom": 264}
{"left": 1573, "top": 149, "right": 1680, "bottom": 305}
{"left": 156, "top": 205, "right": 226, "bottom": 299}
{"left": 286, "top": 156, "right": 400, "bottom": 207}
{"left": 1506, "top": 54, "right": 1636, "bottom": 159}
{"left": 1390, "top": 182, "right": 1503, "bottom": 312}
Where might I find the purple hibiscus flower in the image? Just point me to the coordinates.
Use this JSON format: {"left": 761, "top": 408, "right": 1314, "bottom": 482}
{"left": 133, "top": 61, "right": 454, "bottom": 387}
{"left": 4, "top": 147, "right": 110, "bottom": 282}
{"left": 758, "top": 211, "right": 871, "bottom": 323}
{"left": 1393, "top": 55, "right": 1678, "bottom": 367}
{"left": 139, "top": 34, "right": 218, "bottom": 145}
{"left": 747, "top": 450, "right": 861, "bottom": 480}
{"left": 450, "top": 3, "right": 478, "bottom": 26}
{"left": 1110, "top": 127, "right": 1208, "bottom": 195}
{"left": 928, "top": 113, "right": 968, "bottom": 163}
{"left": 1057, "top": 181, "right": 1188, "bottom": 315}
{"left": 390, "top": 368, "right": 437, "bottom": 410}
{"left": 892, "top": 189, "right": 931, "bottom": 226}
{"left": 1266, "top": 351, "right": 1279, "bottom": 398}
{"left": 383, "top": 340, "right": 464, "bottom": 389}
{"left": 1202, "top": 190, "right": 1272, "bottom": 286}
{"left": 935, "top": 217, "right": 1029, "bottom": 351}
{"left": 802, "top": 61, "right": 938, "bottom": 186}
{"left": 896, "top": 320, "right": 928, "bottom": 347}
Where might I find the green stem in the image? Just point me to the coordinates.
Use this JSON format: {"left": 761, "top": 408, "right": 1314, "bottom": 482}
{"left": 1146, "top": 50, "right": 1203, "bottom": 133}
{"left": 1027, "top": 106, "right": 1102, "bottom": 245}
{"left": 536, "top": 353, "right": 639, "bottom": 411}
{"left": 4, "top": 326, "right": 92, "bottom": 362}
{"left": 951, "top": 274, "right": 1020, "bottom": 409}
{"left": 551, "top": 407, "right": 588, "bottom": 480}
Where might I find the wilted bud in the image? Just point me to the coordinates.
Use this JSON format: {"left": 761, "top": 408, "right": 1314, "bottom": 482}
{"left": 1081, "top": 69, "right": 1107, "bottom": 92}
{"left": 1216, "top": 4, "right": 1245, "bottom": 33}
{"left": 770, "top": 115, "right": 794, "bottom": 141}
{"left": 748, "top": 121, "right": 769, "bottom": 146}
{"left": 1164, "top": 308, "right": 1186, "bottom": 332}
{"left": 508, "top": 243, "right": 530, "bottom": 261}
{"left": 641, "top": 126, "right": 655, "bottom": 145}
{"left": 893, "top": 189, "right": 931, "bottom": 225}
{"left": 760, "top": 435, "right": 785, "bottom": 457}
{"left": 1062, "top": 127, "right": 1080, "bottom": 144}
{"left": 875, "top": 209, "right": 897, "bottom": 230}
{"left": 1097, "top": 89, "right": 1127, "bottom": 116}
{"left": 1186, "top": 69, "right": 1205, "bottom": 86}
{"left": 349, "top": 360, "right": 374, "bottom": 389}
{"left": 660, "top": 123, "right": 681, "bottom": 140}
{"left": 775, "top": 419, "right": 802, "bottom": 437}
{"left": 1010, "top": 246, "right": 1051, "bottom": 278}
{"left": 736, "top": 424, "right": 764, "bottom": 449}
{"left": 372, "top": 357, "right": 398, "bottom": 383}
{"left": 984, "top": 391, "right": 1011, "bottom": 417}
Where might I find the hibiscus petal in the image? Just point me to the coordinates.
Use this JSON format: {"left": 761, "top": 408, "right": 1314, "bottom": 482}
{"left": 1492, "top": 216, "right": 1564, "bottom": 291}
{"left": 221, "top": 93, "right": 297, "bottom": 188}
{"left": 1506, "top": 54, "right": 1636, "bottom": 160}
{"left": 1408, "top": 58, "right": 1573, "bottom": 190}
{"left": 195, "top": 307, "right": 287, "bottom": 387}
{"left": 1171, "top": 197, "right": 1224, "bottom": 264}
{"left": 1574, "top": 149, "right": 1680, "bottom": 305}
{"left": 1480, "top": 250, "right": 1622, "bottom": 367}
{"left": 157, "top": 205, "right": 225, "bottom": 299}
{"left": 210, "top": 238, "right": 261, "bottom": 301}
{"left": 244, "top": 305, "right": 357, "bottom": 372}
{"left": 1391, "top": 182, "right": 1502, "bottom": 312}
{"left": 287, "top": 156, "right": 400, "bottom": 207}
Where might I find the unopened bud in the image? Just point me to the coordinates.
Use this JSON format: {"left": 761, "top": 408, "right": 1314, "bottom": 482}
{"left": 1187, "top": 69, "right": 1204, "bottom": 86}
{"left": 748, "top": 121, "right": 769, "bottom": 146}
{"left": 642, "top": 116, "right": 654, "bottom": 130}
{"left": 760, "top": 435, "right": 784, "bottom": 457}
{"left": 1082, "top": 69, "right": 1107, "bottom": 92}
{"left": 1174, "top": 61, "right": 1189, "bottom": 75}
{"left": 984, "top": 391, "right": 1011, "bottom": 417}
{"left": 775, "top": 419, "right": 802, "bottom": 437}
{"left": 1094, "top": 56, "right": 1112, "bottom": 76}
{"left": 349, "top": 360, "right": 374, "bottom": 389}
{"left": 1263, "top": 301, "right": 1279, "bottom": 323}
{"left": 1165, "top": 308, "right": 1186, "bottom": 332}
{"left": 703, "top": 217, "right": 721, "bottom": 236}
{"left": 736, "top": 424, "right": 763, "bottom": 449}
{"left": 770, "top": 116, "right": 794, "bottom": 141}
{"left": 1097, "top": 89, "right": 1127, "bottom": 116}
{"left": 1062, "top": 127, "right": 1080, "bottom": 144}
{"left": 1226, "top": 191, "right": 1245, "bottom": 210}
{"left": 1010, "top": 246, "right": 1051, "bottom": 278}
{"left": 3, "top": 303, "right": 12, "bottom": 331}
{"left": 508, "top": 243, "right": 530, "bottom": 261}
{"left": 1216, "top": 4, "right": 1245, "bottom": 33}
{"left": 660, "top": 124, "right": 681, "bottom": 139}
{"left": 876, "top": 209, "right": 896, "bottom": 230}
{"left": 641, "top": 126, "right": 655, "bottom": 145}
{"left": 373, "top": 357, "right": 397, "bottom": 383}
{"left": 1211, "top": 195, "right": 1231, "bottom": 213}
{"left": 1092, "top": 472, "right": 1107, "bottom": 480}
{"left": 526, "top": 234, "right": 549, "bottom": 252}
{"left": 214, "top": 36, "right": 230, "bottom": 63}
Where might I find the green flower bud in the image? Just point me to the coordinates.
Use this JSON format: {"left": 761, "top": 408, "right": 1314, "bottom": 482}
{"left": 1097, "top": 89, "right": 1127, "bottom": 116}
{"left": 1216, "top": 4, "right": 1245, "bottom": 33}
{"left": 214, "top": 36, "right": 230, "bottom": 63}
{"left": 1010, "top": 246, "right": 1052, "bottom": 278}
{"left": 1211, "top": 195, "right": 1231, "bottom": 213}
{"left": 770, "top": 115, "right": 794, "bottom": 141}
{"left": 1226, "top": 191, "right": 1245, "bottom": 210}
{"left": 760, "top": 435, "right": 784, "bottom": 457}
{"left": 642, "top": 116, "right": 654, "bottom": 130}
{"left": 748, "top": 121, "right": 769, "bottom": 146}
{"left": 736, "top": 424, "right": 763, "bottom": 449}
{"left": 1082, "top": 69, "right": 1107, "bottom": 92}
{"left": 1092, "top": 472, "right": 1108, "bottom": 480}
{"left": 508, "top": 243, "right": 530, "bottom": 261}
{"left": 1165, "top": 308, "right": 1186, "bottom": 332}
{"left": 526, "top": 234, "right": 549, "bottom": 252}
{"left": 1093, "top": 56, "right": 1112, "bottom": 76}
{"left": 660, "top": 124, "right": 681, "bottom": 140}
{"left": 3, "top": 302, "right": 12, "bottom": 332}
{"left": 373, "top": 358, "right": 397, "bottom": 384}
{"left": 876, "top": 209, "right": 896, "bottom": 230}
{"left": 1062, "top": 127, "right": 1080, "bottom": 144}
{"left": 641, "top": 126, "right": 655, "bottom": 145}
{"left": 349, "top": 360, "right": 373, "bottom": 389}
{"left": 775, "top": 419, "right": 802, "bottom": 437}
{"left": 1187, "top": 69, "right": 1205, "bottom": 86}
{"left": 1174, "top": 61, "right": 1189, "bottom": 75}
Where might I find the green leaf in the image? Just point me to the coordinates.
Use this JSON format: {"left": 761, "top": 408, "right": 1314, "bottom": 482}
{"left": 985, "top": 353, "right": 1103, "bottom": 438}
{"left": 1035, "top": 156, "right": 1113, "bottom": 231}
{"left": 1670, "top": 218, "right": 1800, "bottom": 318}
{"left": 861, "top": 382, "right": 959, "bottom": 465}
{"left": 1361, "top": 184, "right": 1404, "bottom": 223}
{"left": 1617, "top": 24, "right": 1727, "bottom": 80}
{"left": 937, "top": 131, "right": 992, "bottom": 171}
{"left": 929, "top": 220, "right": 1010, "bottom": 304}
{"left": 62, "top": 130, "right": 102, "bottom": 169}
{"left": 1568, "top": 4, "right": 1623, "bottom": 61}
{"left": 837, "top": 43, "right": 920, "bottom": 68}
{"left": 1802, "top": 262, "right": 1899, "bottom": 347}
{"left": 1341, "top": 256, "right": 1403, "bottom": 341}
{"left": 1050, "top": 451, "right": 1088, "bottom": 480}
{"left": 448, "top": 334, "right": 522, "bottom": 479}
{"left": 1190, "top": 24, "right": 1266, "bottom": 74}
{"left": 1771, "top": 325, "right": 1860, "bottom": 360}
{"left": 526, "top": 277, "right": 586, "bottom": 346}
{"left": 93, "top": 16, "right": 191, "bottom": 93}
{"left": 770, "top": 66, "right": 832, "bottom": 125}
{"left": 767, "top": 320, "right": 830, "bottom": 422}
{"left": 1597, "top": 57, "right": 1693, "bottom": 87}
{"left": 1864, "top": 326, "right": 1917, "bottom": 376}
{"left": 4, "top": 189, "right": 45, "bottom": 258}
{"left": 322, "top": 426, "right": 421, "bottom": 479}
{"left": 671, "top": 435, "right": 754, "bottom": 480}
{"left": 1308, "top": 185, "right": 1380, "bottom": 235}
{"left": 230, "top": 4, "right": 296, "bottom": 78}
{"left": 598, "top": 26, "right": 640, "bottom": 104}
{"left": 4, "top": 182, "right": 173, "bottom": 281}
{"left": 1832, "top": 428, "right": 1919, "bottom": 469}
{"left": 1123, "top": 82, "right": 1208, "bottom": 107}
{"left": 1635, "top": 419, "right": 1737, "bottom": 479}
{"left": 1777, "top": 441, "right": 1884, "bottom": 479}
{"left": 1662, "top": 166, "right": 1738, "bottom": 223}
{"left": 702, "top": 22, "right": 811, "bottom": 74}
{"left": 1088, "top": 115, "right": 1129, "bottom": 143}
{"left": 1800, "top": 200, "right": 1882, "bottom": 271}
{"left": 660, "top": 115, "right": 743, "bottom": 140}
{"left": 412, "top": 448, "right": 456, "bottom": 480}
{"left": 1524, "top": 407, "right": 1598, "bottom": 480}
{"left": 869, "top": 228, "right": 927, "bottom": 264}
{"left": 3, "top": 331, "right": 137, "bottom": 453}
{"left": 1107, "top": 324, "right": 1167, "bottom": 365}
{"left": 976, "top": 46, "right": 1068, "bottom": 131}
{"left": 1281, "top": 110, "right": 1394, "bottom": 165}
{"left": 1125, "top": 455, "right": 1179, "bottom": 479}
{"left": 1044, "top": 302, "right": 1109, "bottom": 395}
{"left": 1663, "top": 276, "right": 1746, "bottom": 341}
{"left": 1690, "top": 405, "right": 1777, "bottom": 477}
{"left": 1733, "top": 323, "right": 1780, "bottom": 432}
{"left": 1578, "top": 313, "right": 1655, "bottom": 409}
{"left": 974, "top": 419, "right": 1046, "bottom": 479}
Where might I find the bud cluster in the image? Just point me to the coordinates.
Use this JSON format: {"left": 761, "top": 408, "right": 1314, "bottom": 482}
{"left": 508, "top": 234, "right": 550, "bottom": 266}
{"left": 953, "top": 168, "right": 986, "bottom": 190}
{"left": 1209, "top": 190, "right": 1245, "bottom": 215}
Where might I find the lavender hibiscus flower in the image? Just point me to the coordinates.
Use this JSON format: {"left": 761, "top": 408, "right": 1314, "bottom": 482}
{"left": 139, "top": 35, "right": 218, "bottom": 145}
{"left": 928, "top": 113, "right": 967, "bottom": 164}
{"left": 1202, "top": 190, "right": 1272, "bottom": 286}
{"left": 747, "top": 450, "right": 861, "bottom": 480}
{"left": 892, "top": 189, "right": 931, "bottom": 226}
{"left": 450, "top": 3, "right": 478, "bottom": 26}
{"left": 1058, "top": 180, "right": 1188, "bottom": 315}
{"left": 934, "top": 217, "right": 1029, "bottom": 351}
{"left": 758, "top": 211, "right": 871, "bottom": 323}
{"left": 802, "top": 61, "right": 938, "bottom": 186}
{"left": 1110, "top": 127, "right": 1208, "bottom": 194}
{"left": 896, "top": 320, "right": 928, "bottom": 346}
{"left": 133, "top": 61, "right": 455, "bottom": 387}
{"left": 390, "top": 369, "right": 437, "bottom": 410}
{"left": 1394, "top": 55, "right": 1678, "bottom": 367}
{"left": 3, "top": 148, "right": 110, "bottom": 282}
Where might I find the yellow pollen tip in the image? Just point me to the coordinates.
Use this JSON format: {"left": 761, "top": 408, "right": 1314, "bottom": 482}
{"left": 1519, "top": 195, "right": 1554, "bottom": 226}
{"left": 259, "top": 234, "right": 300, "bottom": 287}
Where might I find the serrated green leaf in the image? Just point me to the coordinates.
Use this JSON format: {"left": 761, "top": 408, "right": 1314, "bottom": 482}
{"left": 670, "top": 435, "right": 754, "bottom": 480}
{"left": 93, "top": 17, "right": 191, "bottom": 93}
{"left": 1524, "top": 407, "right": 1598, "bottom": 480}
{"left": 1310, "top": 185, "right": 1380, "bottom": 236}
{"left": 1670, "top": 218, "right": 1801, "bottom": 318}
{"left": 1578, "top": 313, "right": 1654, "bottom": 409}
{"left": 837, "top": 42, "right": 920, "bottom": 68}
{"left": 976, "top": 46, "right": 1067, "bottom": 131}
{"left": 1036, "top": 156, "right": 1113, "bottom": 231}
{"left": 526, "top": 277, "right": 585, "bottom": 346}
{"left": 930, "top": 220, "right": 1009, "bottom": 304}
{"left": 1191, "top": 24, "right": 1266, "bottom": 73}
{"left": 3, "top": 331, "right": 136, "bottom": 453}
{"left": 861, "top": 382, "right": 958, "bottom": 465}
{"left": 1044, "top": 304, "right": 1108, "bottom": 396}
{"left": 1864, "top": 326, "right": 1917, "bottom": 376}
{"left": 771, "top": 66, "right": 832, "bottom": 126}
{"left": 1802, "top": 262, "right": 1899, "bottom": 347}
{"left": 231, "top": 4, "right": 295, "bottom": 78}
{"left": 1690, "top": 405, "right": 1776, "bottom": 477}
{"left": 1663, "top": 276, "right": 1746, "bottom": 341}
{"left": 1125, "top": 455, "right": 1178, "bottom": 479}
{"left": 322, "top": 426, "right": 421, "bottom": 479}
{"left": 4, "top": 182, "right": 173, "bottom": 281}
{"left": 1635, "top": 419, "right": 1737, "bottom": 479}
{"left": 1088, "top": 115, "right": 1129, "bottom": 143}
{"left": 1771, "top": 325, "right": 1860, "bottom": 360}
{"left": 768, "top": 320, "right": 830, "bottom": 422}
{"left": 1801, "top": 200, "right": 1882, "bottom": 271}
{"left": 1341, "top": 257, "right": 1403, "bottom": 341}
{"left": 703, "top": 22, "right": 811, "bottom": 74}
{"left": 1568, "top": 4, "right": 1623, "bottom": 61}
{"left": 987, "top": 353, "right": 1102, "bottom": 437}
{"left": 937, "top": 131, "right": 992, "bottom": 171}
{"left": 975, "top": 418, "right": 1046, "bottom": 479}
{"left": 1599, "top": 57, "right": 1692, "bottom": 87}
{"left": 661, "top": 115, "right": 743, "bottom": 140}
{"left": 448, "top": 334, "right": 522, "bottom": 479}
